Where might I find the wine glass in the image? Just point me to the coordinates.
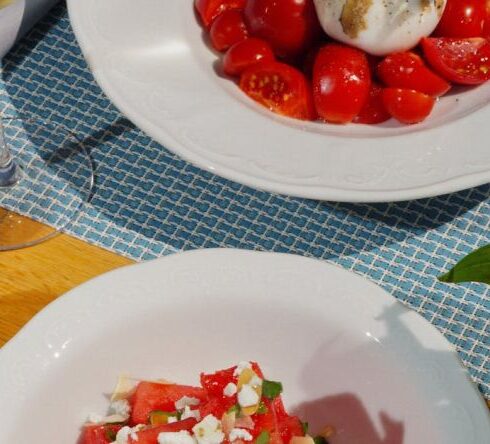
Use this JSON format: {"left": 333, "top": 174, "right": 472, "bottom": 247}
{"left": 0, "top": 115, "right": 94, "bottom": 250}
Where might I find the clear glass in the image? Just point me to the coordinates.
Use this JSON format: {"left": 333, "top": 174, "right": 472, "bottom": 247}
{"left": 0, "top": 116, "right": 94, "bottom": 251}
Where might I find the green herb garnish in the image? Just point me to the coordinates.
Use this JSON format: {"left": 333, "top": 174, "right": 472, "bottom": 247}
{"left": 257, "top": 401, "right": 268, "bottom": 414}
{"left": 227, "top": 404, "right": 241, "bottom": 415}
{"left": 313, "top": 437, "right": 328, "bottom": 444}
{"left": 438, "top": 244, "right": 490, "bottom": 285}
{"left": 300, "top": 421, "right": 309, "bottom": 434}
{"left": 104, "top": 427, "right": 118, "bottom": 442}
{"left": 256, "top": 430, "right": 270, "bottom": 444}
{"left": 262, "top": 380, "right": 283, "bottom": 399}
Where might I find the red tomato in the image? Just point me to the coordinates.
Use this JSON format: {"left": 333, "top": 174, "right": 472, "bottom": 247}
{"left": 240, "top": 61, "right": 316, "bottom": 120}
{"left": 382, "top": 88, "right": 435, "bottom": 125}
{"left": 253, "top": 410, "right": 304, "bottom": 443}
{"left": 484, "top": 0, "right": 490, "bottom": 36}
{"left": 210, "top": 10, "right": 248, "bottom": 52}
{"left": 129, "top": 418, "right": 197, "bottom": 444}
{"left": 377, "top": 52, "right": 450, "bottom": 97}
{"left": 353, "top": 84, "right": 390, "bottom": 124}
{"left": 312, "top": 44, "right": 371, "bottom": 124}
{"left": 421, "top": 37, "right": 490, "bottom": 84}
{"left": 195, "top": 0, "right": 246, "bottom": 28}
{"left": 224, "top": 38, "right": 275, "bottom": 76}
{"left": 130, "top": 383, "right": 207, "bottom": 425}
{"left": 244, "top": 0, "right": 321, "bottom": 60}
{"left": 78, "top": 425, "right": 122, "bottom": 444}
{"left": 435, "top": 0, "right": 486, "bottom": 38}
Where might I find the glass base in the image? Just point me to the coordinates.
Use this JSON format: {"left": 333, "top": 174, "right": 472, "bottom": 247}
{"left": 0, "top": 117, "right": 94, "bottom": 251}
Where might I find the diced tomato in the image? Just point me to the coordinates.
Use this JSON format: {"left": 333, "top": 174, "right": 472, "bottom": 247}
{"left": 78, "top": 424, "right": 122, "bottom": 444}
{"left": 253, "top": 410, "right": 304, "bottom": 443}
{"left": 130, "top": 383, "right": 207, "bottom": 425}
{"left": 244, "top": 0, "right": 321, "bottom": 60}
{"left": 224, "top": 38, "right": 275, "bottom": 77}
{"left": 421, "top": 37, "right": 490, "bottom": 85}
{"left": 129, "top": 418, "right": 197, "bottom": 444}
{"left": 199, "top": 396, "right": 236, "bottom": 419}
{"left": 210, "top": 10, "right": 248, "bottom": 52}
{"left": 435, "top": 0, "right": 486, "bottom": 38}
{"left": 312, "top": 44, "right": 371, "bottom": 124}
{"left": 240, "top": 61, "right": 315, "bottom": 120}
{"left": 200, "top": 362, "right": 263, "bottom": 397}
{"left": 354, "top": 84, "right": 390, "bottom": 124}
{"left": 195, "top": 0, "right": 246, "bottom": 28}
{"left": 382, "top": 88, "right": 435, "bottom": 125}
{"left": 377, "top": 52, "right": 450, "bottom": 97}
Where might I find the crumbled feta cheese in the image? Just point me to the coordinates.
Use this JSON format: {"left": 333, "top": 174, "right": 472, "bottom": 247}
{"left": 237, "top": 385, "right": 259, "bottom": 408}
{"left": 248, "top": 376, "right": 262, "bottom": 388}
{"left": 192, "top": 414, "right": 225, "bottom": 444}
{"left": 229, "top": 428, "right": 253, "bottom": 442}
{"left": 175, "top": 396, "right": 201, "bottom": 410}
{"left": 181, "top": 405, "right": 201, "bottom": 421}
{"left": 233, "top": 361, "right": 252, "bottom": 377}
{"left": 223, "top": 382, "right": 237, "bottom": 397}
{"left": 115, "top": 424, "right": 145, "bottom": 444}
{"left": 158, "top": 431, "right": 197, "bottom": 444}
{"left": 167, "top": 416, "right": 178, "bottom": 424}
{"left": 110, "top": 399, "right": 131, "bottom": 417}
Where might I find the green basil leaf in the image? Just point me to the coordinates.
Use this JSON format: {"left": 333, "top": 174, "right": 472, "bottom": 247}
{"left": 438, "top": 245, "right": 490, "bottom": 285}
{"left": 257, "top": 401, "right": 268, "bottom": 414}
{"left": 256, "top": 431, "right": 270, "bottom": 444}
{"left": 227, "top": 404, "right": 240, "bottom": 415}
{"left": 301, "top": 421, "right": 309, "bottom": 434}
{"left": 262, "top": 380, "right": 283, "bottom": 399}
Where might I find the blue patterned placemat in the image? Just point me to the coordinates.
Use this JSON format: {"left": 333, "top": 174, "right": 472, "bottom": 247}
{"left": 0, "top": 3, "right": 489, "bottom": 398}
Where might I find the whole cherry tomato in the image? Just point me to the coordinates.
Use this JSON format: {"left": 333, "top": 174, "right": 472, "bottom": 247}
{"left": 244, "top": 0, "right": 322, "bottom": 60}
{"left": 240, "top": 61, "right": 316, "bottom": 120}
{"left": 312, "top": 44, "right": 371, "bottom": 124}
{"left": 210, "top": 10, "right": 248, "bottom": 52}
{"left": 195, "top": 0, "right": 245, "bottom": 28}
{"left": 224, "top": 38, "right": 275, "bottom": 76}
{"left": 435, "top": 0, "right": 486, "bottom": 38}
{"left": 382, "top": 88, "right": 435, "bottom": 125}
{"left": 354, "top": 84, "right": 391, "bottom": 125}
{"left": 377, "top": 52, "right": 451, "bottom": 96}
{"left": 421, "top": 37, "right": 490, "bottom": 84}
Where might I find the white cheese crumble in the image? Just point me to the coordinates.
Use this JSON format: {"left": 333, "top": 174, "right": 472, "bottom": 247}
{"left": 229, "top": 428, "right": 253, "bottom": 442}
{"left": 223, "top": 382, "right": 238, "bottom": 397}
{"left": 237, "top": 385, "right": 259, "bottom": 408}
{"left": 114, "top": 424, "right": 145, "bottom": 444}
{"left": 233, "top": 361, "right": 252, "bottom": 377}
{"left": 110, "top": 399, "right": 131, "bottom": 417}
{"left": 181, "top": 405, "right": 201, "bottom": 421}
{"left": 175, "top": 396, "right": 201, "bottom": 411}
{"left": 192, "top": 414, "right": 225, "bottom": 444}
{"left": 158, "top": 431, "right": 197, "bottom": 444}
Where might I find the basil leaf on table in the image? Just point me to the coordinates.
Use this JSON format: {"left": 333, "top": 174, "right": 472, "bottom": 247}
{"left": 438, "top": 245, "right": 490, "bottom": 285}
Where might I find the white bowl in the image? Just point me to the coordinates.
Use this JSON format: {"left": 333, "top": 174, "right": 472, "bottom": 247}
{"left": 66, "top": 0, "right": 490, "bottom": 202}
{"left": 0, "top": 249, "right": 488, "bottom": 443}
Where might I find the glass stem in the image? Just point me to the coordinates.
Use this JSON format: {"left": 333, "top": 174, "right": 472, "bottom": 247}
{"left": 0, "top": 117, "right": 20, "bottom": 187}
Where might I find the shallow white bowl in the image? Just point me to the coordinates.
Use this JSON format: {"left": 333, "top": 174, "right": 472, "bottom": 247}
{"left": 0, "top": 249, "right": 488, "bottom": 443}
{"left": 66, "top": 0, "right": 490, "bottom": 202}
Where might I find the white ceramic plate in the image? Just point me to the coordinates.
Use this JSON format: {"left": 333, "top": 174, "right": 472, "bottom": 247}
{"left": 66, "top": 0, "right": 490, "bottom": 202}
{"left": 0, "top": 249, "right": 488, "bottom": 443}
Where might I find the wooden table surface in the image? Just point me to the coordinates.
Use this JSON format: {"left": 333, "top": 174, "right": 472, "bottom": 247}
{"left": 0, "top": 220, "right": 133, "bottom": 346}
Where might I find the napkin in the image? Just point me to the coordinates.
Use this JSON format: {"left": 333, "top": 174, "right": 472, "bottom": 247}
{"left": 0, "top": 0, "right": 58, "bottom": 60}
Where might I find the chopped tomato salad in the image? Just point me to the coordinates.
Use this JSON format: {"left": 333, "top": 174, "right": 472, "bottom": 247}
{"left": 195, "top": 0, "right": 490, "bottom": 125}
{"left": 79, "top": 362, "right": 333, "bottom": 444}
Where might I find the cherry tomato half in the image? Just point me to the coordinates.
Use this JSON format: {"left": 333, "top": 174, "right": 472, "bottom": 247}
{"left": 195, "top": 0, "right": 245, "bottom": 28}
{"left": 224, "top": 38, "right": 275, "bottom": 76}
{"left": 210, "top": 10, "right": 248, "bottom": 52}
{"left": 435, "top": 0, "right": 486, "bottom": 38}
{"left": 312, "top": 44, "right": 371, "bottom": 124}
{"left": 421, "top": 37, "right": 490, "bottom": 85}
{"left": 239, "top": 61, "right": 315, "bottom": 120}
{"left": 377, "top": 52, "right": 451, "bottom": 97}
{"left": 244, "top": 0, "right": 321, "bottom": 60}
{"left": 382, "top": 88, "right": 435, "bottom": 125}
{"left": 354, "top": 84, "right": 391, "bottom": 125}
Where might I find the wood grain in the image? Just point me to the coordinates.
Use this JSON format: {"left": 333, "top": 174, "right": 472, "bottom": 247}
{"left": 0, "top": 220, "right": 133, "bottom": 346}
